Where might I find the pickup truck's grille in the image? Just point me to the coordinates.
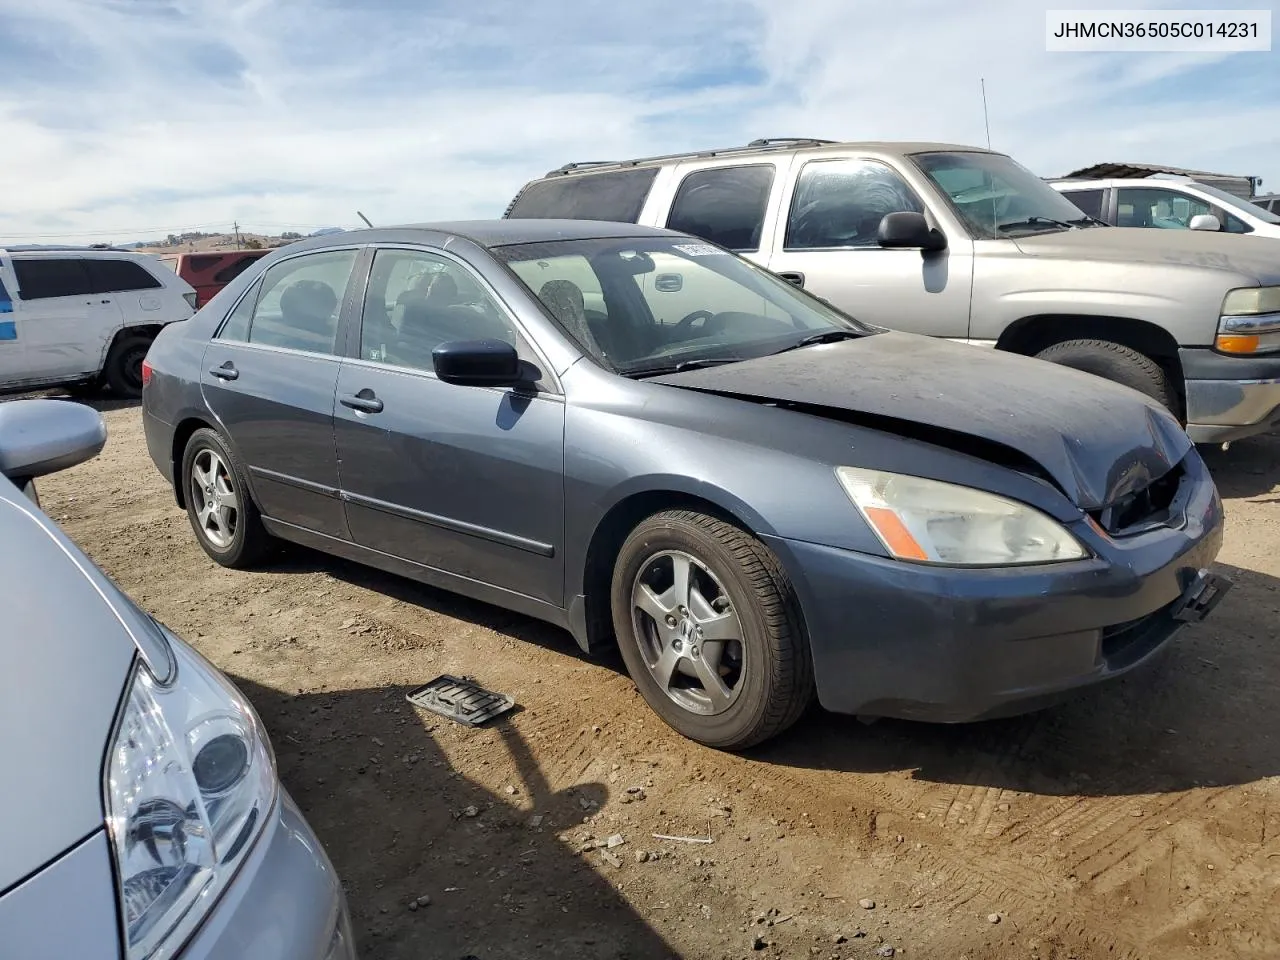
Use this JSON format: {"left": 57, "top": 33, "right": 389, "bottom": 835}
{"left": 1088, "top": 461, "right": 1185, "bottom": 537}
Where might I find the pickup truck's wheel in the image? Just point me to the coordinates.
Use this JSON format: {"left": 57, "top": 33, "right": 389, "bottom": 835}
{"left": 610, "top": 510, "right": 814, "bottom": 750}
{"left": 1034, "top": 339, "right": 1177, "bottom": 411}
{"left": 181, "top": 428, "right": 270, "bottom": 568}
{"left": 103, "top": 333, "right": 153, "bottom": 399}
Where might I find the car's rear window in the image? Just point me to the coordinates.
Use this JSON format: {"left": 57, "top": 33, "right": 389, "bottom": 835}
{"left": 506, "top": 168, "right": 658, "bottom": 222}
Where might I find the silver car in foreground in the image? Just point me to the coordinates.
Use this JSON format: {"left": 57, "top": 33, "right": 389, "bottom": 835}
{"left": 0, "top": 398, "right": 354, "bottom": 960}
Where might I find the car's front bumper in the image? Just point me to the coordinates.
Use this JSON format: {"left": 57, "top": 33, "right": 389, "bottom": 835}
{"left": 181, "top": 788, "right": 354, "bottom": 960}
{"left": 1180, "top": 347, "right": 1280, "bottom": 443}
{"left": 765, "top": 455, "right": 1226, "bottom": 722}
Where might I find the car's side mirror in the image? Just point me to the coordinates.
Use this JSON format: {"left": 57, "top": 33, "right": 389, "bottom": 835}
{"left": 1189, "top": 213, "right": 1222, "bottom": 231}
{"left": 877, "top": 212, "right": 948, "bottom": 252}
{"left": 0, "top": 399, "right": 106, "bottom": 490}
{"left": 432, "top": 339, "right": 524, "bottom": 387}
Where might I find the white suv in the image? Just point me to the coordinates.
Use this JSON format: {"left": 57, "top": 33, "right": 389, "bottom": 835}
{"left": 1051, "top": 176, "right": 1280, "bottom": 239}
{"left": 0, "top": 246, "right": 196, "bottom": 398}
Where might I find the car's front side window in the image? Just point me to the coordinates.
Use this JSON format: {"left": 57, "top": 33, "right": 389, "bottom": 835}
{"left": 914, "top": 151, "right": 1094, "bottom": 239}
{"left": 244, "top": 249, "right": 357, "bottom": 354}
{"left": 1115, "top": 187, "right": 1211, "bottom": 229}
{"left": 784, "top": 159, "right": 925, "bottom": 250}
{"left": 495, "top": 237, "right": 868, "bottom": 375}
{"left": 1060, "top": 188, "right": 1105, "bottom": 220}
{"left": 359, "top": 248, "right": 516, "bottom": 373}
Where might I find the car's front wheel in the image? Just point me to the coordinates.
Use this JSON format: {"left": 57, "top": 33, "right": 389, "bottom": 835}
{"left": 103, "top": 333, "right": 153, "bottom": 399}
{"left": 610, "top": 510, "right": 814, "bottom": 750}
{"left": 181, "top": 428, "right": 270, "bottom": 568}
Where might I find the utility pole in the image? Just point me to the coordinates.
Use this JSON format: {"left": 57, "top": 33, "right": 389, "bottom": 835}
{"left": 233, "top": 221, "right": 242, "bottom": 250}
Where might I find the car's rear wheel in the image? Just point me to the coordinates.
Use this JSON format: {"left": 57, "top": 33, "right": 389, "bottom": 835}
{"left": 181, "top": 428, "right": 269, "bottom": 568}
{"left": 610, "top": 510, "right": 814, "bottom": 750}
{"left": 1034, "top": 339, "right": 1178, "bottom": 412}
{"left": 103, "top": 333, "right": 153, "bottom": 399}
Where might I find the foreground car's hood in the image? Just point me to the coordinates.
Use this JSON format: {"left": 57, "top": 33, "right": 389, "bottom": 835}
{"left": 653, "top": 333, "right": 1191, "bottom": 510}
{"left": 0, "top": 484, "right": 136, "bottom": 892}
{"left": 1012, "top": 227, "right": 1280, "bottom": 282}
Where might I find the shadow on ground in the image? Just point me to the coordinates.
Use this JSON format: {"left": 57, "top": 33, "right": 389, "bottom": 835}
{"left": 233, "top": 675, "right": 677, "bottom": 960}
{"left": 1200, "top": 430, "right": 1280, "bottom": 499}
{"left": 753, "top": 560, "right": 1280, "bottom": 797}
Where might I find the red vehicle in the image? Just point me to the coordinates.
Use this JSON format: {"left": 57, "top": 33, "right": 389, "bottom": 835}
{"left": 156, "top": 249, "right": 272, "bottom": 307}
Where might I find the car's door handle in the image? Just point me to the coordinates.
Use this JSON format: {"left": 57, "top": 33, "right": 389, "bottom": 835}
{"left": 776, "top": 271, "right": 805, "bottom": 287}
{"left": 209, "top": 361, "right": 239, "bottom": 381}
{"left": 340, "top": 391, "right": 384, "bottom": 414}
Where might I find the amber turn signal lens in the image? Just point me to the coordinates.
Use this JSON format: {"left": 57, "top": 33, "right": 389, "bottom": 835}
{"left": 1215, "top": 333, "right": 1259, "bottom": 354}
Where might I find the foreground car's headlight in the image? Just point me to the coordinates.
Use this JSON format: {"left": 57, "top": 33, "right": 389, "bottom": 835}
{"left": 105, "top": 632, "right": 276, "bottom": 960}
{"left": 836, "top": 467, "right": 1087, "bottom": 566}
{"left": 1217, "top": 286, "right": 1280, "bottom": 354}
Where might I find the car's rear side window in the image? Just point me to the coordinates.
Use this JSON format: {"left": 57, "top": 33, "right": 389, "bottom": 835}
{"left": 1062, "top": 188, "right": 1104, "bottom": 220}
{"left": 12, "top": 258, "right": 94, "bottom": 300}
{"left": 506, "top": 168, "right": 658, "bottom": 222}
{"left": 86, "top": 258, "right": 163, "bottom": 294}
{"left": 217, "top": 280, "right": 260, "bottom": 342}
{"left": 213, "top": 254, "right": 264, "bottom": 284}
{"left": 244, "top": 249, "right": 357, "bottom": 354}
{"left": 665, "top": 164, "right": 775, "bottom": 252}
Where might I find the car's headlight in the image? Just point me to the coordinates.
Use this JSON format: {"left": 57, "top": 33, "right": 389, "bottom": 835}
{"left": 1217, "top": 286, "right": 1280, "bottom": 354}
{"left": 835, "top": 467, "right": 1087, "bottom": 566}
{"left": 105, "top": 631, "right": 276, "bottom": 960}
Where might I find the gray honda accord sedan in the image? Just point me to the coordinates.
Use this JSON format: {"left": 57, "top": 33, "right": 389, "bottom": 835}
{"left": 142, "top": 220, "right": 1229, "bottom": 749}
{"left": 1, "top": 398, "right": 354, "bottom": 959}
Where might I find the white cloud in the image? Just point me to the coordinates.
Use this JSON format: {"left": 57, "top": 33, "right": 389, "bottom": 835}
{"left": 0, "top": 0, "right": 1275, "bottom": 243}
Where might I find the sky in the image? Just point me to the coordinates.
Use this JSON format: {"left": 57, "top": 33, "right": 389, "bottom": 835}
{"left": 0, "top": 0, "right": 1276, "bottom": 244}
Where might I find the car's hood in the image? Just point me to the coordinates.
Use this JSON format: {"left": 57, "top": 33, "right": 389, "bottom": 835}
{"left": 1012, "top": 227, "right": 1280, "bottom": 282}
{"left": 0, "top": 484, "right": 137, "bottom": 893}
{"left": 653, "top": 333, "right": 1191, "bottom": 510}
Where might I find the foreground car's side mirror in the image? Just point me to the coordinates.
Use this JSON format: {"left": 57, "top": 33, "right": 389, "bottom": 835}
{"left": 877, "top": 212, "right": 947, "bottom": 252}
{"left": 0, "top": 399, "right": 106, "bottom": 488}
{"left": 432, "top": 339, "right": 524, "bottom": 387}
{"left": 1189, "top": 213, "right": 1222, "bottom": 231}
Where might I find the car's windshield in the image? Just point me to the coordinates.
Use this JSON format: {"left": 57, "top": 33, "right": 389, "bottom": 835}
{"left": 492, "top": 237, "right": 870, "bottom": 376}
{"left": 913, "top": 151, "right": 1097, "bottom": 239}
{"left": 1187, "top": 181, "right": 1280, "bottom": 224}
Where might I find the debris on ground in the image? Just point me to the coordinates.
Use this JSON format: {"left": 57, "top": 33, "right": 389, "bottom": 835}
{"left": 860, "top": 898, "right": 877, "bottom": 910}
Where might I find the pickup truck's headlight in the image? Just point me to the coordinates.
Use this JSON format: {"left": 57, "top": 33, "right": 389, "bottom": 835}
{"left": 1217, "top": 286, "right": 1280, "bottom": 354}
{"left": 836, "top": 467, "right": 1087, "bottom": 566}
{"left": 105, "top": 631, "right": 276, "bottom": 960}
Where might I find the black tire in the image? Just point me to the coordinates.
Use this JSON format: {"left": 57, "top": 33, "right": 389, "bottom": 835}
{"left": 610, "top": 510, "right": 814, "bottom": 750}
{"left": 103, "top": 333, "right": 153, "bottom": 399}
{"left": 181, "top": 428, "right": 270, "bottom": 568}
{"left": 1034, "top": 339, "right": 1177, "bottom": 411}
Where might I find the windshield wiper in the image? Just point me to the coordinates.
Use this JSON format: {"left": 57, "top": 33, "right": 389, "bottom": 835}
{"left": 625, "top": 357, "right": 742, "bottom": 379}
{"left": 1066, "top": 215, "right": 1108, "bottom": 227}
{"left": 995, "top": 215, "right": 1075, "bottom": 234}
{"left": 772, "top": 330, "right": 862, "bottom": 354}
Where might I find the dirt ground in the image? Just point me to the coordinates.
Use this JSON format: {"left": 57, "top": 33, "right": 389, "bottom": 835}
{"left": 36, "top": 400, "right": 1280, "bottom": 960}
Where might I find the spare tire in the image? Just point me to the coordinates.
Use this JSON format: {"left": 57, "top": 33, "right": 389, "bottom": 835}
{"left": 1034, "top": 339, "right": 1177, "bottom": 412}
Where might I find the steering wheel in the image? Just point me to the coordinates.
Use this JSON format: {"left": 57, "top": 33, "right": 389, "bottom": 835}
{"left": 672, "top": 309, "right": 718, "bottom": 335}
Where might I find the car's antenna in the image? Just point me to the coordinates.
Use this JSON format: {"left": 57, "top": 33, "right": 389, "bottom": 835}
{"left": 980, "top": 78, "right": 992, "bottom": 149}
{"left": 356, "top": 211, "right": 374, "bottom": 228}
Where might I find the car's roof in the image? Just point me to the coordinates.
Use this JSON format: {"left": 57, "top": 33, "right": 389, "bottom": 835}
{"left": 0, "top": 246, "right": 157, "bottom": 260}
{"left": 281, "top": 219, "right": 684, "bottom": 251}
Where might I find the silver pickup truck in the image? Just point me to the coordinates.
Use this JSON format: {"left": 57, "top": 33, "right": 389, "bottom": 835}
{"left": 505, "top": 138, "right": 1280, "bottom": 445}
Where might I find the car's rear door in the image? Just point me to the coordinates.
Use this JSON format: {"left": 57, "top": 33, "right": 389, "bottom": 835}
{"left": 199, "top": 246, "right": 363, "bottom": 539}
{"left": 332, "top": 244, "right": 566, "bottom": 605}
{"left": 8, "top": 257, "right": 104, "bottom": 381}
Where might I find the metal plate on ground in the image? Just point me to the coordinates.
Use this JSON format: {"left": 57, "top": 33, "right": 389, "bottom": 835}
{"left": 405, "top": 675, "right": 515, "bottom": 726}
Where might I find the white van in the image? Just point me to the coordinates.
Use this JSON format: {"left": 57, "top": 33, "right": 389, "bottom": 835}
{"left": 0, "top": 247, "right": 196, "bottom": 398}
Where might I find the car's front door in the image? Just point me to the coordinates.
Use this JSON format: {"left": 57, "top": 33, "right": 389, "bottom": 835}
{"left": 333, "top": 246, "right": 565, "bottom": 605}
{"left": 766, "top": 157, "right": 974, "bottom": 338}
{"left": 0, "top": 264, "right": 24, "bottom": 384}
{"left": 199, "top": 246, "right": 362, "bottom": 539}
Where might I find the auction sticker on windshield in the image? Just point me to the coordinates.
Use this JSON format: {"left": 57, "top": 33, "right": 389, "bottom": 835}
{"left": 672, "top": 242, "right": 727, "bottom": 257}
